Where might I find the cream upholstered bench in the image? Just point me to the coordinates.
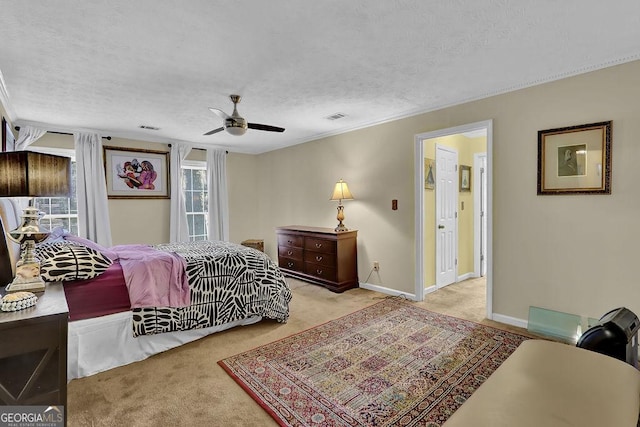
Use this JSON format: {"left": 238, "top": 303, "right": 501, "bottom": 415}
{"left": 443, "top": 339, "right": 640, "bottom": 427}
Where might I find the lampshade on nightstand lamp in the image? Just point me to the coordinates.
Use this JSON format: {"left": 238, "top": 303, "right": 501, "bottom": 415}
{"left": 330, "top": 179, "right": 354, "bottom": 232}
{"left": 0, "top": 151, "right": 71, "bottom": 292}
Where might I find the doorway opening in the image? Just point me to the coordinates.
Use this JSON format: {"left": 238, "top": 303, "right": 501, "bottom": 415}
{"left": 414, "top": 120, "right": 493, "bottom": 320}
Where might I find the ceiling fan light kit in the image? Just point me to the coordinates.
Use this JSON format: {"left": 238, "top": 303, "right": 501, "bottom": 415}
{"left": 204, "top": 95, "right": 285, "bottom": 137}
{"left": 225, "top": 118, "right": 247, "bottom": 136}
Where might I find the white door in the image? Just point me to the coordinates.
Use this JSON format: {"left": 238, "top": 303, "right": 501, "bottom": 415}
{"left": 435, "top": 145, "right": 458, "bottom": 288}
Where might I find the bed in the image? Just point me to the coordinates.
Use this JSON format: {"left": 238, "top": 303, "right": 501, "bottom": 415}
{"left": 0, "top": 197, "right": 291, "bottom": 380}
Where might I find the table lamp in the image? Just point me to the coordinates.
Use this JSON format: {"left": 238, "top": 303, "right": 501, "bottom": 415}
{"left": 330, "top": 179, "right": 354, "bottom": 232}
{"left": 0, "top": 151, "right": 71, "bottom": 292}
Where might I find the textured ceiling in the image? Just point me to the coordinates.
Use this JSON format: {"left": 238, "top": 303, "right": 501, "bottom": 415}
{"left": 1, "top": 1, "right": 639, "bottom": 154}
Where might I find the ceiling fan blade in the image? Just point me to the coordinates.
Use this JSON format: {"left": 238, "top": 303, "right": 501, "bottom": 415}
{"left": 248, "top": 123, "right": 285, "bottom": 133}
{"left": 208, "top": 107, "right": 230, "bottom": 120}
{"left": 203, "top": 127, "right": 224, "bottom": 136}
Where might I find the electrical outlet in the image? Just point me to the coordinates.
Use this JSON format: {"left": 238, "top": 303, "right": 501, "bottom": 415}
{"left": 373, "top": 261, "right": 380, "bottom": 271}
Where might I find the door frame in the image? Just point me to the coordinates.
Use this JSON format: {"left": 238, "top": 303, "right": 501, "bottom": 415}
{"left": 473, "top": 152, "right": 487, "bottom": 278}
{"left": 414, "top": 119, "right": 494, "bottom": 320}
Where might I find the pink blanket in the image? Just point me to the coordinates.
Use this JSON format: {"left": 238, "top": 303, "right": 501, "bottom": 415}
{"left": 110, "top": 245, "right": 191, "bottom": 309}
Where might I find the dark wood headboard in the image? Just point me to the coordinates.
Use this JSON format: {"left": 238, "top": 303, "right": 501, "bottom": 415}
{"left": 0, "top": 199, "right": 20, "bottom": 288}
{"left": 0, "top": 214, "right": 13, "bottom": 287}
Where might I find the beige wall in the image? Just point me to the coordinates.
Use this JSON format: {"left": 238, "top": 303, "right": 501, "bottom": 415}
{"left": 10, "top": 59, "right": 640, "bottom": 324}
{"left": 249, "top": 59, "right": 640, "bottom": 323}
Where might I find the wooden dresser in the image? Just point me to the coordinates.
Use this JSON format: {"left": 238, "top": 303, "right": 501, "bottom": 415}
{"left": 276, "top": 226, "right": 358, "bottom": 293}
{"left": 0, "top": 283, "right": 68, "bottom": 419}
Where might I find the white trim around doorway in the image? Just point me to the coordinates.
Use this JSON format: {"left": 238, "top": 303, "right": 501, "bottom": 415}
{"left": 414, "top": 119, "right": 494, "bottom": 320}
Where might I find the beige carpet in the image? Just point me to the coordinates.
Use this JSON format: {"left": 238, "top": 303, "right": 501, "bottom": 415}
{"left": 67, "top": 277, "right": 521, "bottom": 426}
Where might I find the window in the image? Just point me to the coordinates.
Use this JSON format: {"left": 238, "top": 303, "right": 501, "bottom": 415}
{"left": 182, "top": 163, "right": 208, "bottom": 241}
{"left": 32, "top": 148, "right": 78, "bottom": 235}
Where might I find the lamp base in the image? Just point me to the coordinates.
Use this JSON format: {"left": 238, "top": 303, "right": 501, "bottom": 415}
{"left": 6, "top": 261, "right": 46, "bottom": 293}
{"left": 334, "top": 222, "right": 349, "bottom": 232}
{"left": 335, "top": 204, "right": 349, "bottom": 232}
{"left": 5, "top": 203, "right": 50, "bottom": 293}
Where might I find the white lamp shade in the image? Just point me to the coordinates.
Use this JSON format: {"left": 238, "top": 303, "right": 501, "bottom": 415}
{"left": 330, "top": 179, "right": 354, "bottom": 201}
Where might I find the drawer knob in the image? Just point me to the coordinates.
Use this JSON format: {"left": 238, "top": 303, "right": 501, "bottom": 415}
{"left": 288, "top": 240, "right": 293, "bottom": 244}
{"left": 315, "top": 255, "right": 323, "bottom": 261}
{"left": 287, "top": 262, "right": 294, "bottom": 268}
{"left": 316, "top": 269, "right": 323, "bottom": 275}
{"left": 287, "top": 250, "right": 293, "bottom": 256}
{"left": 315, "top": 243, "right": 322, "bottom": 248}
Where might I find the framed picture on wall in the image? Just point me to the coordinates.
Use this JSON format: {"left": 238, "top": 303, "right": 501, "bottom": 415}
{"left": 459, "top": 165, "right": 471, "bottom": 192}
{"left": 537, "top": 121, "right": 612, "bottom": 195}
{"left": 103, "top": 146, "right": 170, "bottom": 199}
{"left": 424, "top": 158, "right": 435, "bottom": 190}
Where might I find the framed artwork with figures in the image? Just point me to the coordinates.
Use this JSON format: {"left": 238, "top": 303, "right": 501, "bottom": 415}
{"left": 103, "top": 146, "right": 170, "bottom": 199}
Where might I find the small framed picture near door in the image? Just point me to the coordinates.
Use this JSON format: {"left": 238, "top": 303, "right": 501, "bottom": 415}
{"left": 424, "top": 158, "right": 435, "bottom": 190}
{"left": 537, "top": 121, "right": 612, "bottom": 195}
{"left": 459, "top": 165, "right": 471, "bottom": 192}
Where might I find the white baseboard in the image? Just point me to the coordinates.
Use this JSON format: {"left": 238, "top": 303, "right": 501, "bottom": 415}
{"left": 359, "top": 282, "right": 529, "bottom": 331}
{"left": 491, "top": 313, "right": 528, "bottom": 329}
{"left": 424, "top": 285, "right": 436, "bottom": 295}
{"left": 359, "top": 282, "right": 417, "bottom": 301}
{"left": 457, "top": 272, "right": 475, "bottom": 282}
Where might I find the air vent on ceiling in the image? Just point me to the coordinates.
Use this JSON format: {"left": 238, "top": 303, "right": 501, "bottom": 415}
{"left": 139, "top": 125, "right": 160, "bottom": 130}
{"left": 325, "top": 112, "right": 347, "bottom": 121}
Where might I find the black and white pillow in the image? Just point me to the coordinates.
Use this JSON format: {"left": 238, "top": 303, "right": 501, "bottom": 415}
{"left": 36, "top": 241, "right": 112, "bottom": 282}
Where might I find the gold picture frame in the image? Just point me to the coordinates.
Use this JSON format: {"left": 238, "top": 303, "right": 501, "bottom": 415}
{"left": 459, "top": 165, "right": 471, "bottom": 192}
{"left": 103, "top": 146, "right": 170, "bottom": 199}
{"left": 537, "top": 121, "right": 612, "bottom": 195}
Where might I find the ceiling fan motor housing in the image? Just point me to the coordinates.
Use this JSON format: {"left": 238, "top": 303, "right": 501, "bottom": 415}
{"left": 204, "top": 94, "right": 284, "bottom": 136}
{"left": 225, "top": 117, "right": 247, "bottom": 135}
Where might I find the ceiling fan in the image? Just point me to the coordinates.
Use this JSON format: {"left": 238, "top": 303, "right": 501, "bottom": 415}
{"left": 204, "top": 95, "right": 285, "bottom": 136}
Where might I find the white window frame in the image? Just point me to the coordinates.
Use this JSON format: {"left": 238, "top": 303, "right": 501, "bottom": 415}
{"left": 30, "top": 147, "right": 78, "bottom": 235}
{"left": 182, "top": 160, "right": 209, "bottom": 241}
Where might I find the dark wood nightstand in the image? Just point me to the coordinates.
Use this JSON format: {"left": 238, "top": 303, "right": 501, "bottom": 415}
{"left": 0, "top": 284, "right": 68, "bottom": 416}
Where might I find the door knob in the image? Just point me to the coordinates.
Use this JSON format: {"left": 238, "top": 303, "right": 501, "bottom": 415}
{"left": 438, "top": 225, "right": 445, "bottom": 229}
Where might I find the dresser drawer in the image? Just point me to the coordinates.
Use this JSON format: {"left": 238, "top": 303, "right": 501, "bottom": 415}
{"left": 304, "top": 250, "right": 336, "bottom": 268}
{"left": 279, "top": 257, "right": 302, "bottom": 271}
{"left": 278, "top": 245, "right": 303, "bottom": 261}
{"left": 304, "top": 262, "right": 337, "bottom": 282}
{"left": 278, "top": 233, "right": 304, "bottom": 248}
{"left": 276, "top": 226, "right": 358, "bottom": 293}
{"left": 304, "top": 237, "right": 336, "bottom": 254}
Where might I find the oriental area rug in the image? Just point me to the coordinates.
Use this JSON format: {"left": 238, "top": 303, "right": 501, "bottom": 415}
{"left": 219, "top": 297, "right": 529, "bottom": 427}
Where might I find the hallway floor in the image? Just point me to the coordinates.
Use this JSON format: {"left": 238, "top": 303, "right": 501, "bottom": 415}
{"left": 422, "top": 276, "right": 486, "bottom": 323}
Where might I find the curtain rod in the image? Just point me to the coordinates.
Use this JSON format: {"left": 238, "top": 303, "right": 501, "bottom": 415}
{"left": 14, "top": 126, "right": 112, "bottom": 140}
{"left": 12, "top": 128, "right": 227, "bottom": 151}
{"left": 167, "top": 144, "right": 227, "bottom": 154}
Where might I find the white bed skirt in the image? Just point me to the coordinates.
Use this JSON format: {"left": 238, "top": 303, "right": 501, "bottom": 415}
{"left": 67, "top": 311, "right": 262, "bottom": 381}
